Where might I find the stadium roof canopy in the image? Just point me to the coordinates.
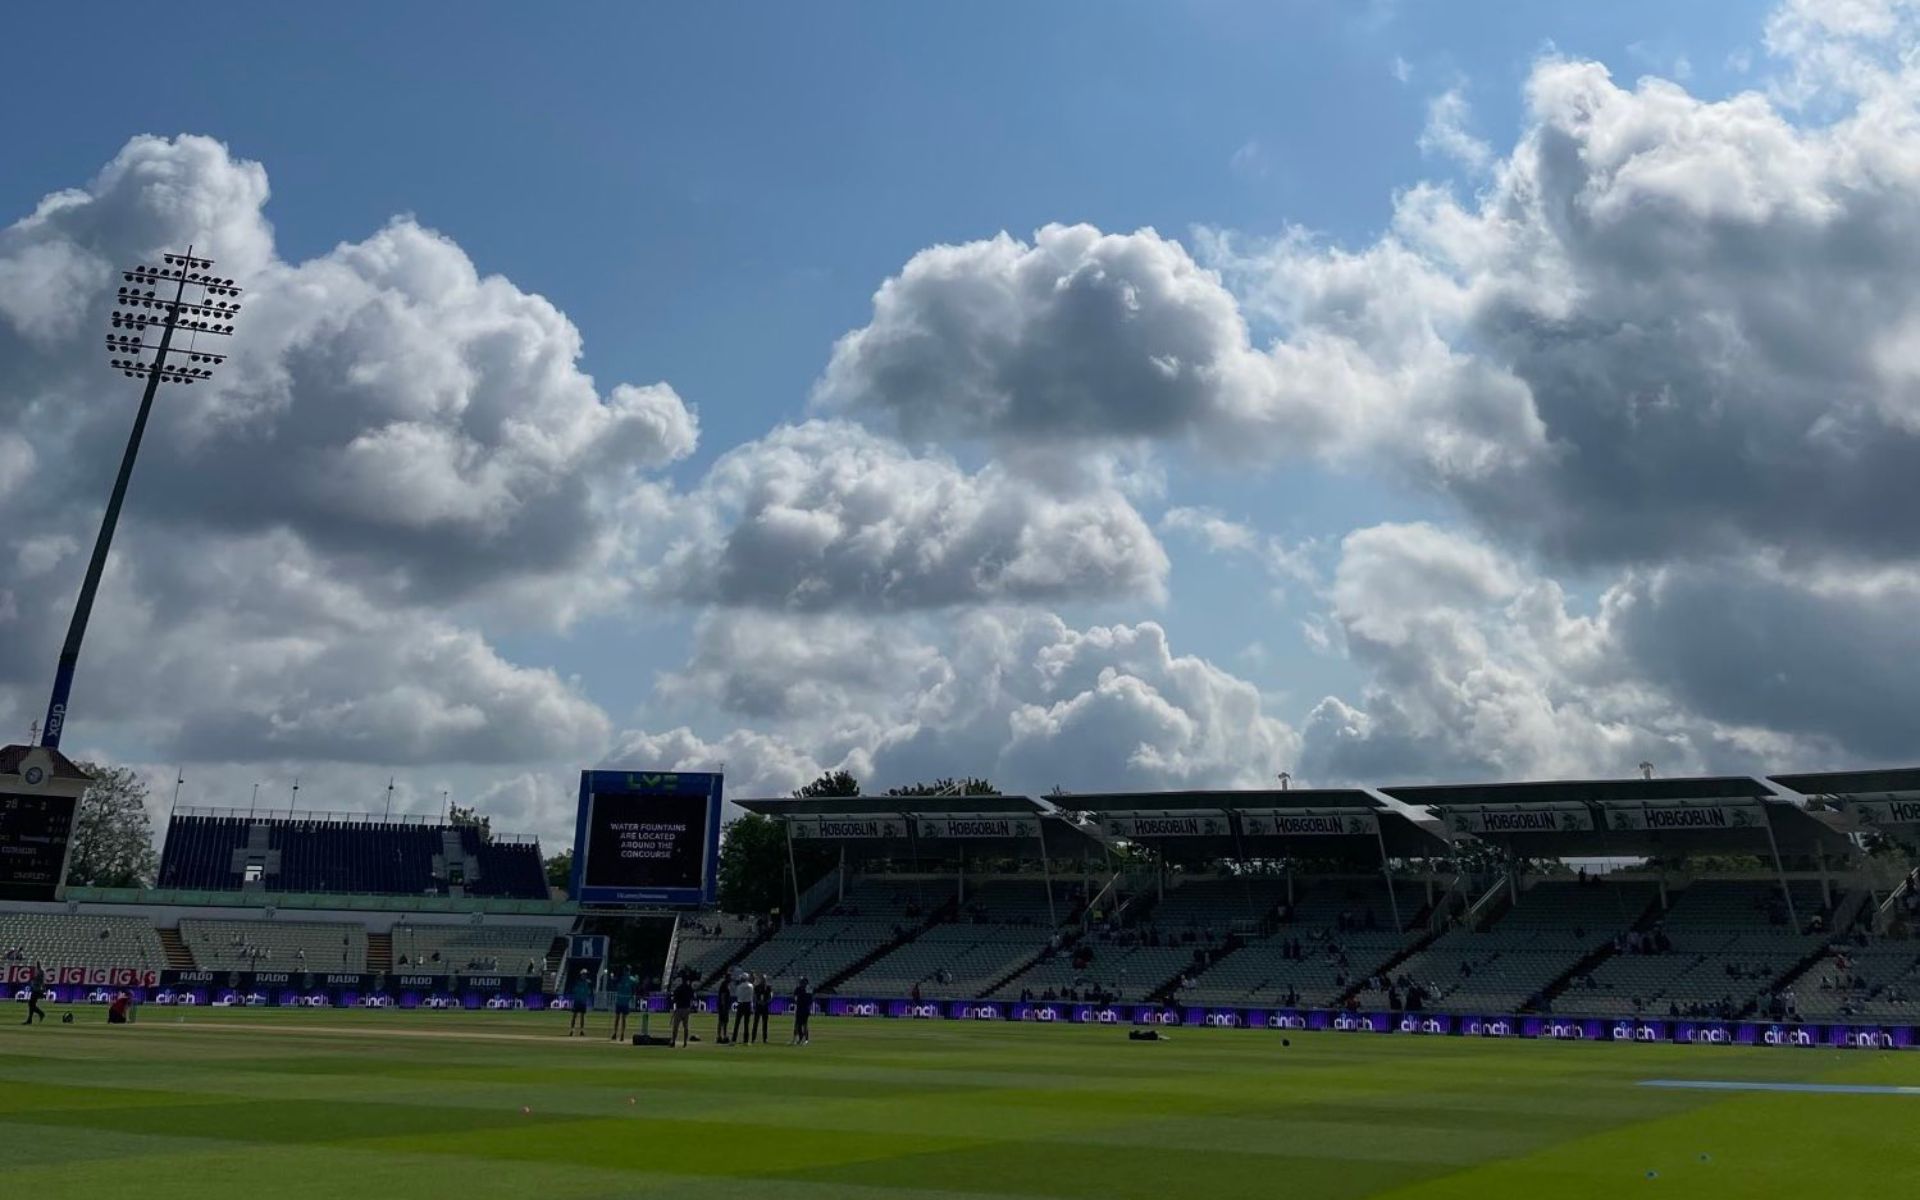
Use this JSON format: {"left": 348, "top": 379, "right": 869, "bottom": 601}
{"left": 734, "top": 795, "right": 1042, "bottom": 817}
{"left": 732, "top": 794, "right": 1103, "bottom": 859}
{"left": 1061, "top": 788, "right": 1375, "bottom": 812}
{"left": 1053, "top": 788, "right": 1448, "bottom": 862}
{"left": 1769, "top": 767, "right": 1920, "bottom": 799}
{"left": 1382, "top": 775, "right": 1850, "bottom": 858}
{"left": 1768, "top": 767, "right": 1920, "bottom": 838}
{"left": 1380, "top": 775, "right": 1773, "bottom": 806}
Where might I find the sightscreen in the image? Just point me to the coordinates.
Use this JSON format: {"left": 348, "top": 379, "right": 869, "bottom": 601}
{"left": 570, "top": 771, "right": 722, "bottom": 905}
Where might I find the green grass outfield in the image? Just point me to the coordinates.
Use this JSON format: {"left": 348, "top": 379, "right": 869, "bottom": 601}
{"left": 1, "top": 1005, "right": 1916, "bottom": 1199}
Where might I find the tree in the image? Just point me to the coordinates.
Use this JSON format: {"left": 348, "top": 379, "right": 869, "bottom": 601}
{"left": 1862, "top": 833, "right": 1915, "bottom": 863}
{"left": 795, "top": 770, "right": 860, "bottom": 799}
{"left": 716, "top": 812, "right": 790, "bottom": 916}
{"left": 885, "top": 777, "right": 999, "bottom": 797}
{"left": 713, "top": 772, "right": 861, "bottom": 915}
{"left": 447, "top": 803, "right": 492, "bottom": 843}
{"left": 66, "top": 762, "right": 157, "bottom": 888}
{"left": 1653, "top": 853, "right": 1763, "bottom": 872}
{"left": 544, "top": 849, "right": 573, "bottom": 890}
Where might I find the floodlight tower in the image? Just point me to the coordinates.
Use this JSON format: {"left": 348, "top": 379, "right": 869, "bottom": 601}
{"left": 40, "top": 248, "right": 241, "bottom": 750}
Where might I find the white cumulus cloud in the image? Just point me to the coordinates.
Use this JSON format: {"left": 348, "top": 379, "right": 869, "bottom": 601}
{"left": 648, "top": 420, "right": 1168, "bottom": 611}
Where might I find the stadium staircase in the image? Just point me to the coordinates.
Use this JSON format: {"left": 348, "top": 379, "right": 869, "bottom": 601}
{"left": 158, "top": 926, "right": 196, "bottom": 970}
{"left": 977, "top": 929, "right": 1081, "bottom": 999}
{"left": 817, "top": 901, "right": 955, "bottom": 993}
{"left": 366, "top": 931, "right": 393, "bottom": 974}
{"left": 1534, "top": 887, "right": 1667, "bottom": 1011}
{"left": 1404, "top": 892, "right": 1442, "bottom": 931}
{"left": 1828, "top": 885, "right": 1871, "bottom": 935}
{"left": 1311, "top": 885, "right": 1450, "bottom": 1008}
{"left": 1872, "top": 875, "right": 1916, "bottom": 933}
{"left": 1460, "top": 873, "right": 1515, "bottom": 931}
{"left": 1768, "top": 939, "right": 1840, "bottom": 1007}
{"left": 542, "top": 935, "right": 569, "bottom": 992}
{"left": 1419, "top": 878, "right": 1461, "bottom": 930}
{"left": 1146, "top": 956, "right": 1209, "bottom": 1004}
{"left": 1752, "top": 885, "right": 1865, "bottom": 1008}
{"left": 1332, "top": 925, "right": 1444, "bottom": 1009}
{"left": 693, "top": 927, "right": 773, "bottom": 989}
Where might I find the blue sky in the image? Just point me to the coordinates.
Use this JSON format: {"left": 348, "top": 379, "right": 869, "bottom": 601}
{"left": 5, "top": 0, "right": 1909, "bottom": 834}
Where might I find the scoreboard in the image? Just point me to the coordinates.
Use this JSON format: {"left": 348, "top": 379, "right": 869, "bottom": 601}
{"left": 0, "top": 791, "right": 78, "bottom": 902}
{"left": 570, "top": 770, "right": 722, "bottom": 906}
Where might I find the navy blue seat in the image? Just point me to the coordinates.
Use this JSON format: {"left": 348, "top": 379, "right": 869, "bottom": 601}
{"left": 158, "top": 814, "right": 548, "bottom": 899}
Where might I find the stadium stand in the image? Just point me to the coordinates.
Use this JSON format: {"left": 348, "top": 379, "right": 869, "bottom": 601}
{"left": 1355, "top": 880, "right": 1655, "bottom": 1013}
{"left": 389, "top": 923, "right": 561, "bottom": 975}
{"left": 0, "top": 912, "right": 167, "bottom": 971}
{"left": 674, "top": 914, "right": 769, "bottom": 985}
{"left": 463, "top": 831, "right": 550, "bottom": 898}
{"left": 1169, "top": 878, "right": 1426, "bottom": 1008}
{"left": 0, "top": 768, "right": 1895, "bottom": 1044}
{"left": 843, "top": 880, "right": 1073, "bottom": 999}
{"left": 992, "top": 937, "right": 1196, "bottom": 1002}
{"left": 1565, "top": 881, "right": 1828, "bottom": 1018}
{"left": 179, "top": 918, "right": 369, "bottom": 971}
{"left": 1148, "top": 875, "right": 1292, "bottom": 933}
{"left": 729, "top": 880, "right": 955, "bottom": 991}
{"left": 1780, "top": 937, "right": 1920, "bottom": 1021}
{"left": 158, "top": 812, "right": 548, "bottom": 899}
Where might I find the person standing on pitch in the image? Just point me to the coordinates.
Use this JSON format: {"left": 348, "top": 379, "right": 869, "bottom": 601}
{"left": 610, "top": 968, "right": 637, "bottom": 1042}
{"left": 752, "top": 972, "right": 773, "bottom": 1044}
{"left": 731, "top": 973, "right": 753, "bottom": 1044}
{"left": 21, "top": 964, "right": 47, "bottom": 1025}
{"left": 669, "top": 973, "right": 696, "bottom": 1046}
{"left": 715, "top": 970, "right": 734, "bottom": 1044}
{"left": 567, "top": 969, "right": 593, "bottom": 1037}
{"left": 791, "top": 977, "right": 813, "bottom": 1045}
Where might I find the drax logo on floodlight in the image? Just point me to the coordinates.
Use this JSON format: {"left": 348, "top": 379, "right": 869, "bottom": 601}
{"left": 41, "top": 248, "right": 241, "bottom": 751}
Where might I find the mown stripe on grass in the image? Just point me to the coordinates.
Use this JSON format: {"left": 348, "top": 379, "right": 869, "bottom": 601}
{"left": 345, "top": 1113, "right": 987, "bottom": 1178}
{"left": 778, "top": 1138, "right": 1439, "bottom": 1200}
{"left": 2, "top": 1095, "right": 579, "bottom": 1145}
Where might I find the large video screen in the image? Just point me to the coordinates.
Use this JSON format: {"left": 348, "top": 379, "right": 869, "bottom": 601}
{"left": 571, "top": 771, "right": 722, "bottom": 906}
{"left": 0, "top": 791, "right": 77, "bottom": 902}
